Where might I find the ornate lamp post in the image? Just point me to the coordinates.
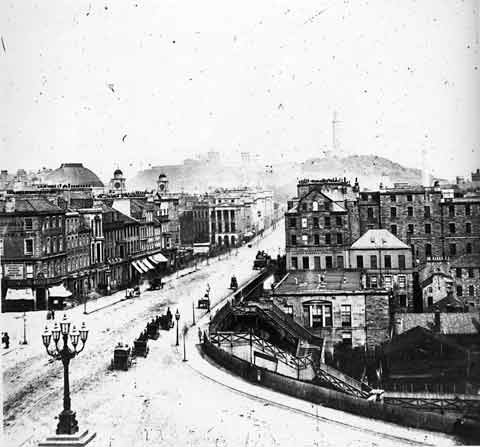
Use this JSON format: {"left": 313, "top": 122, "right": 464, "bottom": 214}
{"left": 175, "top": 309, "right": 180, "bottom": 346}
{"left": 42, "top": 314, "right": 89, "bottom": 435}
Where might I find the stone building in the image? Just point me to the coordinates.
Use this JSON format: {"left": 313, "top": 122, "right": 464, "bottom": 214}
{"left": 450, "top": 254, "right": 480, "bottom": 309}
{"left": 108, "top": 168, "right": 127, "bottom": 194}
{"left": 273, "top": 271, "right": 390, "bottom": 351}
{"left": 285, "top": 178, "right": 360, "bottom": 271}
{"left": 347, "top": 229, "right": 414, "bottom": 311}
{"left": 0, "top": 196, "right": 67, "bottom": 311}
{"left": 64, "top": 210, "right": 91, "bottom": 301}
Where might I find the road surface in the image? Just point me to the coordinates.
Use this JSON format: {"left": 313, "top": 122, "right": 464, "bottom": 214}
{"left": 2, "top": 223, "right": 460, "bottom": 446}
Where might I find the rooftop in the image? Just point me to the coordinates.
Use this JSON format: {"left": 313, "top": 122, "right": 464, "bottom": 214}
{"left": 350, "top": 229, "right": 410, "bottom": 250}
{"left": 275, "top": 270, "right": 368, "bottom": 294}
{"left": 44, "top": 163, "right": 104, "bottom": 188}
{"left": 0, "top": 197, "right": 63, "bottom": 214}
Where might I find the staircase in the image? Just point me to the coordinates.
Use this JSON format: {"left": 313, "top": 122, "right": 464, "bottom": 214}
{"left": 311, "top": 351, "right": 374, "bottom": 399}
{"left": 235, "top": 301, "right": 323, "bottom": 348}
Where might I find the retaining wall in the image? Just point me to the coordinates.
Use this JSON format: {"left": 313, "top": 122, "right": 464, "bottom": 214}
{"left": 202, "top": 339, "right": 479, "bottom": 441}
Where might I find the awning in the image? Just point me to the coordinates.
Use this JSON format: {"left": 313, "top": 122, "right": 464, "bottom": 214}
{"left": 132, "top": 261, "right": 146, "bottom": 274}
{"left": 148, "top": 256, "right": 159, "bottom": 264}
{"left": 142, "top": 258, "right": 155, "bottom": 270}
{"left": 49, "top": 285, "right": 72, "bottom": 298}
{"left": 5, "top": 288, "right": 34, "bottom": 300}
{"left": 138, "top": 259, "right": 152, "bottom": 271}
{"left": 151, "top": 253, "right": 168, "bottom": 263}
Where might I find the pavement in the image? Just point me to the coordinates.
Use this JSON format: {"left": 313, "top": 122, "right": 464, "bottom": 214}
{"left": 1, "top": 223, "right": 461, "bottom": 447}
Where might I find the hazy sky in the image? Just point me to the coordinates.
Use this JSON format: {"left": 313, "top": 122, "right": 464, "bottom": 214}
{"left": 1, "top": 0, "right": 479, "bottom": 181}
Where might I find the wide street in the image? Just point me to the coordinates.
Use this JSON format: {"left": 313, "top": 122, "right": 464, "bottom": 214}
{"left": 2, "top": 222, "right": 459, "bottom": 447}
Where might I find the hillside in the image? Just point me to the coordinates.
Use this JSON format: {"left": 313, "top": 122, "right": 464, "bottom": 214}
{"left": 129, "top": 154, "right": 426, "bottom": 197}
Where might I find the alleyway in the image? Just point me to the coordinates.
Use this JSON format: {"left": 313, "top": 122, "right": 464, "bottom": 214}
{"left": 2, "top": 223, "right": 460, "bottom": 446}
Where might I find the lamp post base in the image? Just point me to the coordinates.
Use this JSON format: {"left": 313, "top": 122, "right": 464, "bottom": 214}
{"left": 56, "top": 410, "right": 79, "bottom": 435}
{"left": 38, "top": 429, "right": 96, "bottom": 447}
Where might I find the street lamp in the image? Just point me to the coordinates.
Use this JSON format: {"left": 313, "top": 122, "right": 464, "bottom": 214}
{"left": 183, "top": 324, "right": 188, "bottom": 362}
{"left": 42, "top": 315, "right": 89, "bottom": 435}
{"left": 192, "top": 301, "right": 196, "bottom": 325}
{"left": 175, "top": 309, "right": 180, "bottom": 346}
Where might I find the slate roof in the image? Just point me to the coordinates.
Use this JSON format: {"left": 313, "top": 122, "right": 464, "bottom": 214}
{"left": 350, "top": 229, "right": 410, "bottom": 250}
{"left": 0, "top": 197, "right": 63, "bottom": 214}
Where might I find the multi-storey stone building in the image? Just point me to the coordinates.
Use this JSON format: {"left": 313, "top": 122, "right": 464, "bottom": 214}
{"left": 0, "top": 196, "right": 67, "bottom": 311}
{"left": 347, "top": 229, "right": 414, "bottom": 311}
{"left": 285, "top": 178, "right": 360, "bottom": 271}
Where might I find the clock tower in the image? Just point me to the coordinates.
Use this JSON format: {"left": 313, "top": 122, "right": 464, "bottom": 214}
{"left": 109, "top": 168, "right": 126, "bottom": 194}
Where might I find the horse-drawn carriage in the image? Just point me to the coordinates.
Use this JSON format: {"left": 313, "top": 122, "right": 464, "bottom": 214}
{"left": 111, "top": 343, "right": 133, "bottom": 371}
{"left": 229, "top": 275, "right": 238, "bottom": 290}
{"left": 147, "top": 277, "right": 164, "bottom": 291}
{"left": 146, "top": 319, "right": 160, "bottom": 340}
{"left": 133, "top": 331, "right": 149, "bottom": 357}
{"left": 253, "top": 251, "right": 271, "bottom": 269}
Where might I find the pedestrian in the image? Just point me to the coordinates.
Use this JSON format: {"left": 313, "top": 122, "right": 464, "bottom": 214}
{"left": 51, "top": 309, "right": 55, "bottom": 320}
{"left": 3, "top": 332, "right": 10, "bottom": 349}
{"left": 166, "top": 307, "right": 172, "bottom": 322}
{"left": 198, "top": 327, "right": 203, "bottom": 344}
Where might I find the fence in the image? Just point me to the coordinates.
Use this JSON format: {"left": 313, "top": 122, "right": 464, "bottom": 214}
{"left": 202, "top": 337, "right": 480, "bottom": 441}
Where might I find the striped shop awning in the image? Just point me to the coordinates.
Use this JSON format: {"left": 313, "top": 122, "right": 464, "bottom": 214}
{"left": 132, "top": 261, "right": 146, "bottom": 274}
{"left": 142, "top": 258, "right": 155, "bottom": 270}
{"left": 151, "top": 253, "right": 168, "bottom": 263}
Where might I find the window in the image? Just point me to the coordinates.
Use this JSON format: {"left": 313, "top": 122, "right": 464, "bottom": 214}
{"left": 291, "top": 257, "right": 298, "bottom": 270}
{"left": 302, "top": 203, "right": 307, "bottom": 211}
{"left": 466, "top": 204, "right": 471, "bottom": 216}
{"left": 342, "top": 332, "right": 352, "bottom": 347}
{"left": 399, "top": 295, "right": 407, "bottom": 307}
{"left": 367, "top": 207, "right": 374, "bottom": 220}
{"left": 311, "top": 304, "right": 332, "bottom": 328}
{"left": 336, "top": 233, "right": 343, "bottom": 244}
{"left": 289, "top": 218, "right": 296, "bottom": 228}
{"left": 302, "top": 256, "right": 310, "bottom": 270}
{"left": 313, "top": 217, "right": 319, "bottom": 228}
{"left": 324, "top": 216, "right": 331, "bottom": 228}
{"left": 384, "top": 275, "right": 392, "bottom": 289}
{"left": 357, "top": 255, "right": 364, "bottom": 268}
{"left": 301, "top": 218, "right": 307, "bottom": 229}
{"left": 369, "top": 276, "right": 378, "bottom": 288}
{"left": 302, "top": 234, "right": 308, "bottom": 244}
{"left": 26, "top": 264, "right": 33, "bottom": 278}
{"left": 398, "top": 255, "right": 406, "bottom": 270}
{"left": 384, "top": 255, "right": 392, "bottom": 269}
{"left": 425, "top": 223, "right": 431, "bottom": 234}
{"left": 449, "top": 243, "right": 457, "bottom": 256}
{"left": 325, "top": 234, "right": 331, "bottom": 245}
{"left": 424, "top": 206, "right": 431, "bottom": 218}
{"left": 314, "top": 234, "right": 320, "bottom": 245}
{"left": 336, "top": 216, "right": 342, "bottom": 226}
{"left": 407, "top": 224, "right": 414, "bottom": 234}
{"left": 24, "top": 218, "right": 33, "bottom": 230}
{"left": 337, "top": 255, "right": 344, "bottom": 268}
{"left": 425, "top": 243, "right": 432, "bottom": 257}
{"left": 341, "top": 305, "right": 352, "bottom": 327}
{"left": 291, "top": 235, "right": 297, "bottom": 245}
{"left": 46, "top": 237, "right": 50, "bottom": 254}
{"left": 58, "top": 237, "right": 63, "bottom": 251}
{"left": 466, "top": 223, "right": 472, "bottom": 234}
{"left": 407, "top": 207, "right": 413, "bottom": 217}
{"left": 325, "top": 256, "right": 333, "bottom": 269}
{"left": 468, "top": 268, "right": 474, "bottom": 278}
{"left": 427, "top": 296, "right": 433, "bottom": 307}
{"left": 407, "top": 194, "right": 413, "bottom": 202}
{"left": 390, "top": 224, "right": 397, "bottom": 235}
{"left": 456, "top": 285, "right": 463, "bottom": 297}
{"left": 449, "top": 205, "right": 455, "bottom": 217}
{"left": 312, "top": 201, "right": 318, "bottom": 212}
{"left": 456, "top": 268, "right": 462, "bottom": 278}
{"left": 314, "top": 256, "right": 321, "bottom": 270}
{"left": 466, "top": 243, "right": 472, "bottom": 254}
{"left": 469, "top": 285, "right": 475, "bottom": 296}
{"left": 390, "top": 207, "right": 397, "bottom": 218}
{"left": 449, "top": 223, "right": 456, "bottom": 234}
{"left": 390, "top": 194, "right": 396, "bottom": 202}
{"left": 370, "top": 255, "right": 377, "bottom": 268}
{"left": 24, "top": 239, "right": 33, "bottom": 255}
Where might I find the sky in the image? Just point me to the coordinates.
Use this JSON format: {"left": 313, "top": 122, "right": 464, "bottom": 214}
{"left": 1, "top": 0, "right": 479, "bottom": 181}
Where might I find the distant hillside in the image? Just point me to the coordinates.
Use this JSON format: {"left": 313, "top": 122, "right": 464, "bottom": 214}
{"left": 129, "top": 154, "right": 427, "bottom": 197}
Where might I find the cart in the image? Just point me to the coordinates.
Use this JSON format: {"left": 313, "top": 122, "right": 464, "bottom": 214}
{"left": 198, "top": 296, "right": 210, "bottom": 310}
{"left": 111, "top": 343, "right": 133, "bottom": 371}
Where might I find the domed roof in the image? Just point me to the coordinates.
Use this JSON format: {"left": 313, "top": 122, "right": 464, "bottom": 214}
{"left": 45, "top": 163, "right": 104, "bottom": 188}
{"left": 114, "top": 168, "right": 123, "bottom": 176}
